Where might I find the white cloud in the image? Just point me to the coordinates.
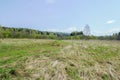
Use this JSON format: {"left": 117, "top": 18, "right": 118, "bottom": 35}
{"left": 45, "top": 0, "right": 55, "bottom": 4}
{"left": 67, "top": 27, "right": 77, "bottom": 32}
{"left": 92, "top": 31, "right": 105, "bottom": 36}
{"left": 106, "top": 20, "right": 116, "bottom": 24}
{"left": 95, "top": 28, "right": 120, "bottom": 36}
{"left": 45, "top": 26, "right": 82, "bottom": 33}
{"left": 45, "top": 28, "right": 59, "bottom": 32}
{"left": 107, "top": 28, "right": 120, "bottom": 33}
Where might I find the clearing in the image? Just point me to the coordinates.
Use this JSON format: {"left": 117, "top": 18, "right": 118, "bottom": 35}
{"left": 0, "top": 39, "right": 120, "bottom": 80}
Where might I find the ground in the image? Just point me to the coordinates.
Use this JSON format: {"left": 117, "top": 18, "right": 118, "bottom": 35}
{"left": 0, "top": 39, "right": 120, "bottom": 80}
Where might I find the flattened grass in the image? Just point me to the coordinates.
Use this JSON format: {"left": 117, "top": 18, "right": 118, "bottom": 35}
{"left": 0, "top": 39, "right": 120, "bottom": 80}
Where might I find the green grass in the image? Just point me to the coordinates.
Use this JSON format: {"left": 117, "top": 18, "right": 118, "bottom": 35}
{"left": 0, "top": 39, "right": 120, "bottom": 80}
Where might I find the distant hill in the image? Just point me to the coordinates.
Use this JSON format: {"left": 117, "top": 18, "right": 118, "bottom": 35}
{"left": 0, "top": 25, "right": 120, "bottom": 40}
{"left": 0, "top": 25, "right": 69, "bottom": 39}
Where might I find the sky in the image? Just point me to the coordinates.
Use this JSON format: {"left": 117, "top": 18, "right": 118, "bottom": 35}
{"left": 0, "top": 0, "right": 120, "bottom": 35}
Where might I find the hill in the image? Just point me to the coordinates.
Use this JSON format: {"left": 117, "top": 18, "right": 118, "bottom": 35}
{"left": 0, "top": 25, "right": 69, "bottom": 39}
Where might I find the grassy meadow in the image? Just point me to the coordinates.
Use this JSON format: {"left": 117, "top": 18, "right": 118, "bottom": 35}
{"left": 0, "top": 39, "right": 120, "bottom": 80}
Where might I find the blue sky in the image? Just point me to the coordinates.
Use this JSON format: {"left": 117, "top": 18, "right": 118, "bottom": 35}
{"left": 0, "top": 0, "right": 120, "bottom": 35}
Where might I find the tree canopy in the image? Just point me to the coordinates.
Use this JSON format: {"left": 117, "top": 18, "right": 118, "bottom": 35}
{"left": 0, "top": 25, "right": 120, "bottom": 40}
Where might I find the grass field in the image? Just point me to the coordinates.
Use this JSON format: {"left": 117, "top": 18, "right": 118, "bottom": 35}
{"left": 0, "top": 39, "right": 120, "bottom": 80}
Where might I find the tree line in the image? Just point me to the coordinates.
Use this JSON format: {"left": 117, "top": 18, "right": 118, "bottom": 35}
{"left": 98, "top": 32, "right": 120, "bottom": 40}
{"left": 0, "top": 26, "right": 57, "bottom": 39}
{"left": 0, "top": 25, "right": 120, "bottom": 40}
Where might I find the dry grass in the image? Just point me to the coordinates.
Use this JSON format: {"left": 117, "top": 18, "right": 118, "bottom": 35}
{"left": 0, "top": 39, "right": 120, "bottom": 80}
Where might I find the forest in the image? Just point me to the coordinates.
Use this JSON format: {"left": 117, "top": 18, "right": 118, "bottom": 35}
{"left": 0, "top": 25, "right": 120, "bottom": 40}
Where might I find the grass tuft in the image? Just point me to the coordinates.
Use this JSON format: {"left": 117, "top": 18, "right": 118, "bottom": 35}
{"left": 0, "top": 39, "right": 120, "bottom": 80}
